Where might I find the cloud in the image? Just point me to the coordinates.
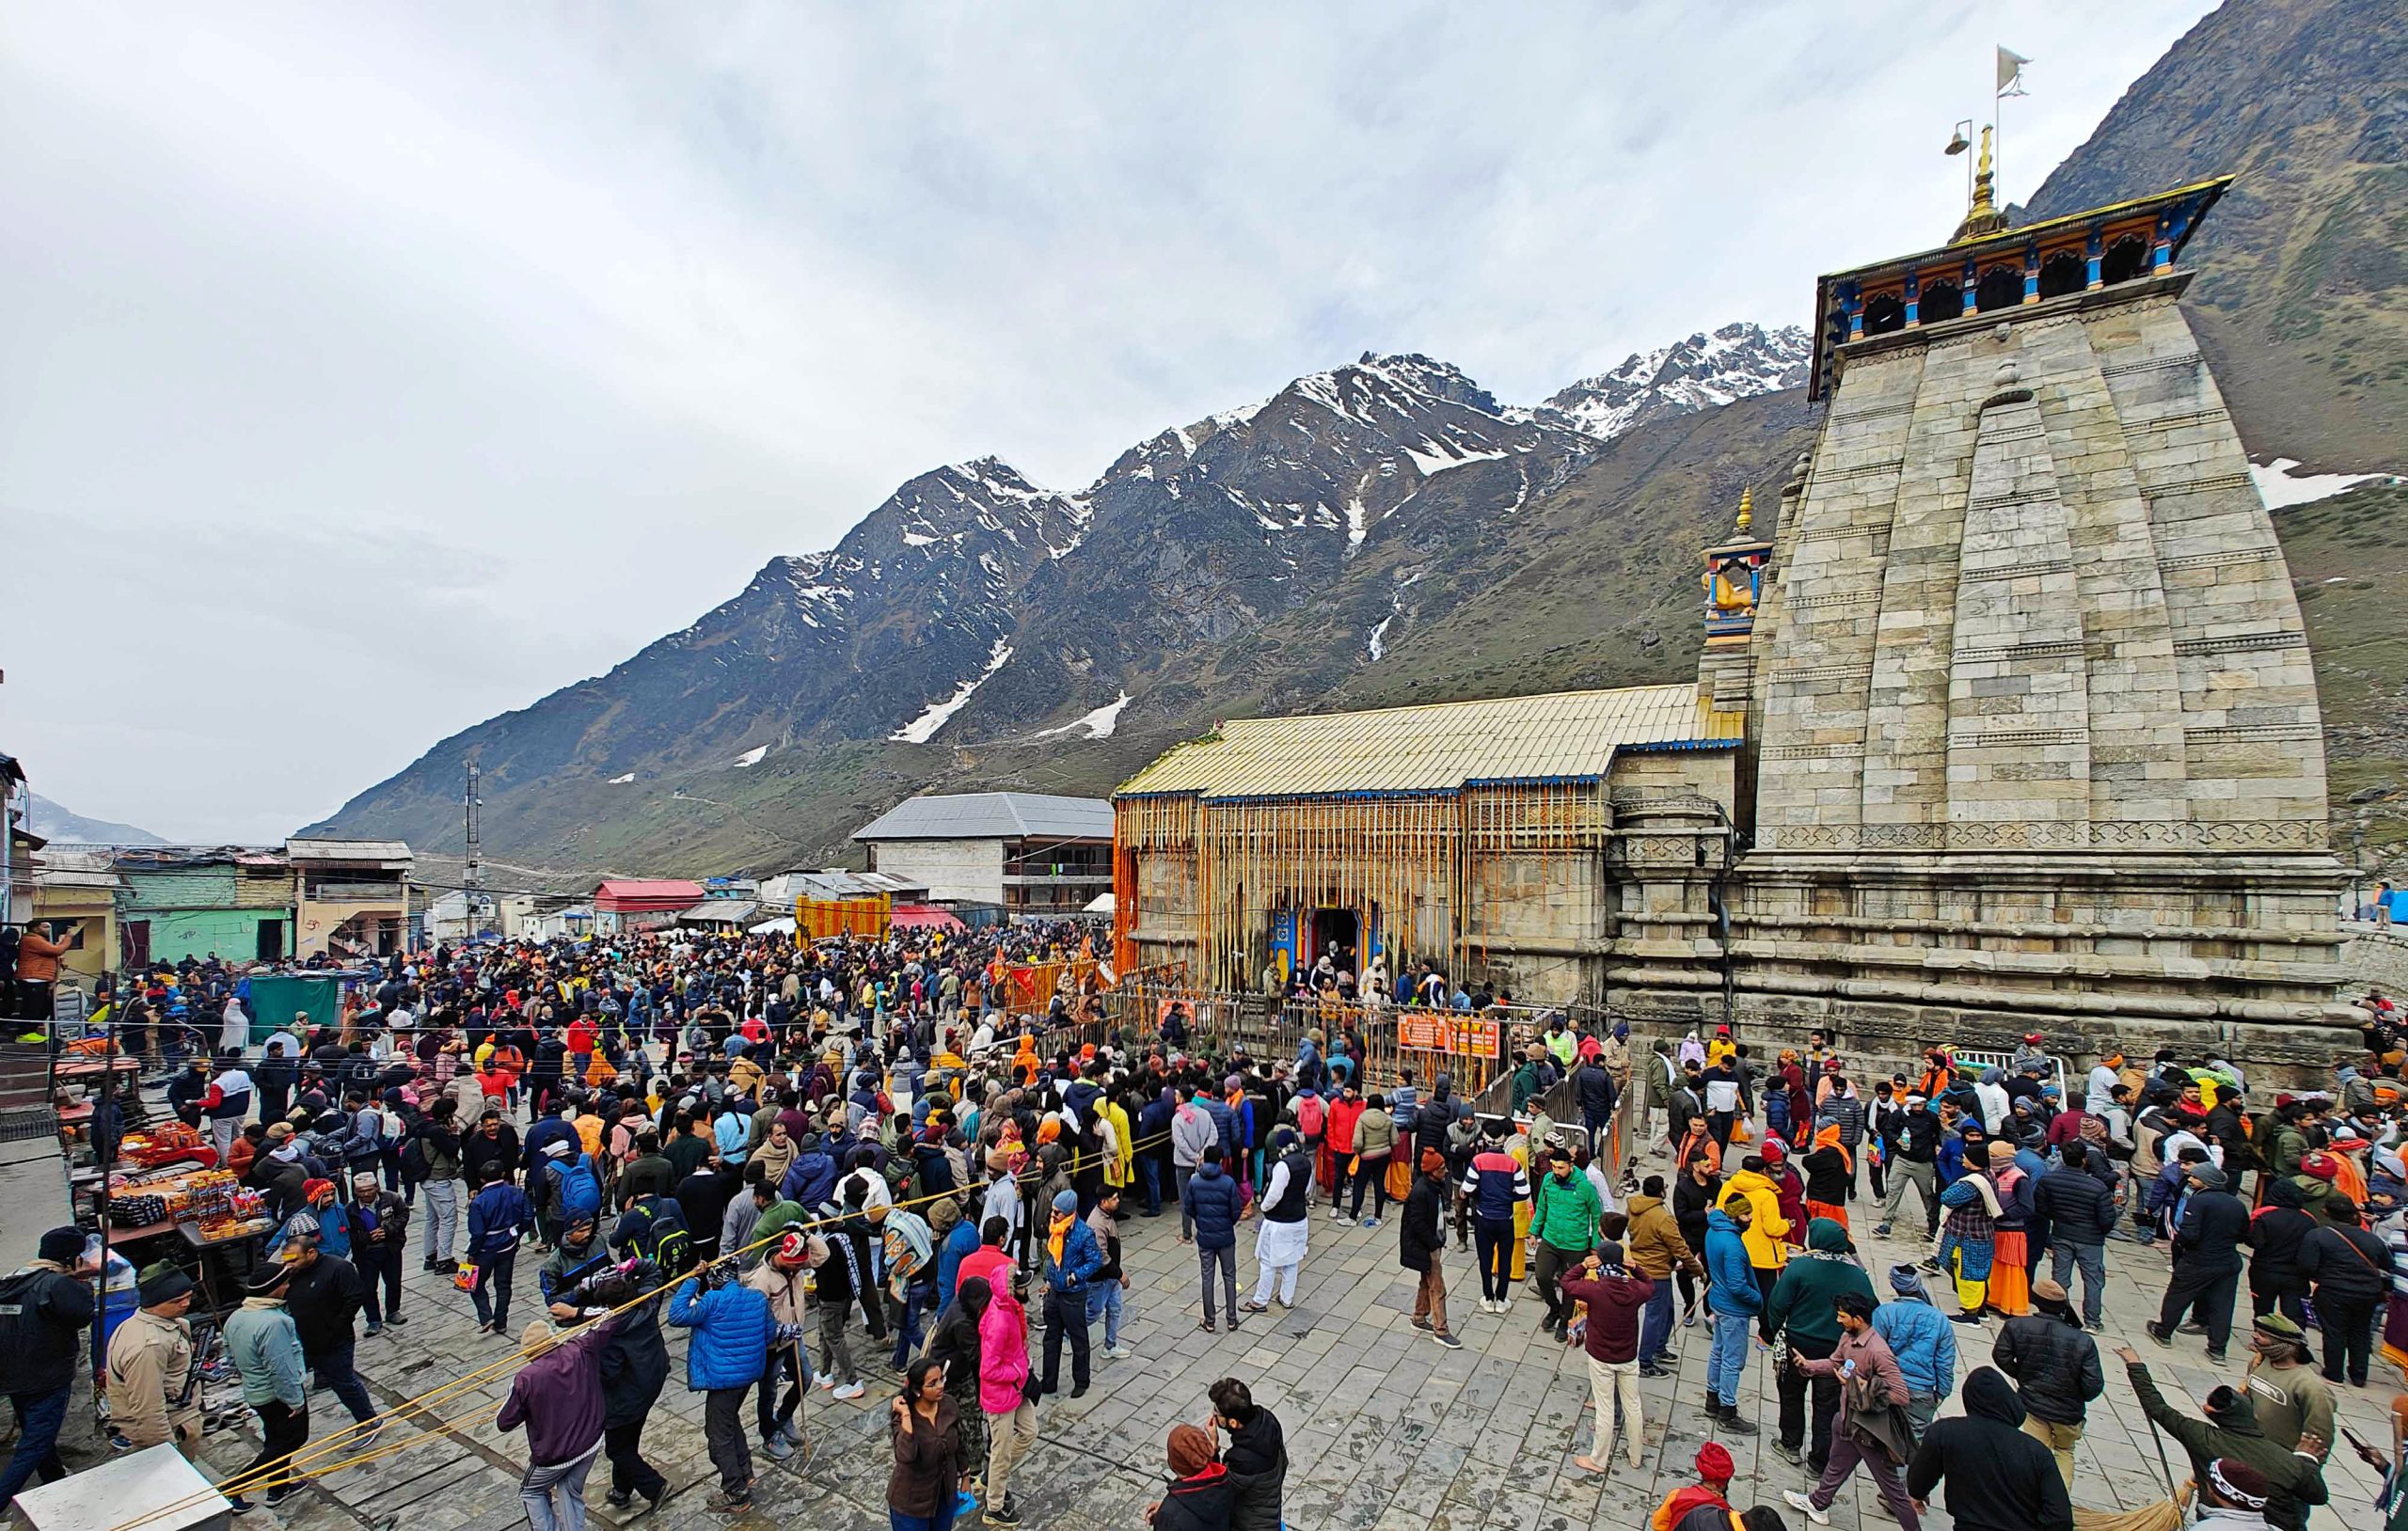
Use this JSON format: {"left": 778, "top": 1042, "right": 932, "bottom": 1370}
{"left": 0, "top": 0, "right": 2221, "bottom": 840}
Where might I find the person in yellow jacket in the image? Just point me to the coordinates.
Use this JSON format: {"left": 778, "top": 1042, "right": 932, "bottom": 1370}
{"left": 1103, "top": 1094, "right": 1134, "bottom": 1194}
{"left": 1718, "top": 1156, "right": 1791, "bottom": 1305}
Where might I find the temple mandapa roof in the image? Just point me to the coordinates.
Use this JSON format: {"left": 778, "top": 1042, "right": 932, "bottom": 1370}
{"left": 1117, "top": 684, "right": 1739, "bottom": 801}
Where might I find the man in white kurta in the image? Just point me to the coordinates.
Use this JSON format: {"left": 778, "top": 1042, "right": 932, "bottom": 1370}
{"left": 1240, "top": 1126, "right": 1313, "bottom": 1311}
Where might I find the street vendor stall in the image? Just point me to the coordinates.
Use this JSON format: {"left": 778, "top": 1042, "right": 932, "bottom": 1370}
{"left": 95, "top": 1128, "right": 273, "bottom": 1316}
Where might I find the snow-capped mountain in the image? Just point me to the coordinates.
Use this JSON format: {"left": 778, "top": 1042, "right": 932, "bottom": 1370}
{"left": 308, "top": 328, "right": 1813, "bottom": 866}
{"left": 1537, "top": 322, "right": 1810, "bottom": 442}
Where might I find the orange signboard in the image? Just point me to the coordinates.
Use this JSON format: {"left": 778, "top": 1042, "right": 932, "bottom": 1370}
{"left": 1398, "top": 1014, "right": 1499, "bottom": 1058}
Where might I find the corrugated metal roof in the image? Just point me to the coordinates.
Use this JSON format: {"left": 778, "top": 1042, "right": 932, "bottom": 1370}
{"left": 286, "top": 838, "right": 413, "bottom": 862}
{"left": 595, "top": 879, "right": 707, "bottom": 901}
{"left": 853, "top": 791, "right": 1113, "bottom": 844}
{"left": 1116, "top": 684, "right": 1739, "bottom": 800}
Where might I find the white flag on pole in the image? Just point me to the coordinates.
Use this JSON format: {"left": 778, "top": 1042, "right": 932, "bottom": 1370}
{"left": 1997, "top": 46, "right": 2031, "bottom": 95}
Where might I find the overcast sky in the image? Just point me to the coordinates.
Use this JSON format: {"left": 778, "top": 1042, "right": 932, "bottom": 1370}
{"left": 0, "top": 0, "right": 2222, "bottom": 843}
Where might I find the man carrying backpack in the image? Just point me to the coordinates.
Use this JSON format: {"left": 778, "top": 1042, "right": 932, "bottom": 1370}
{"left": 0, "top": 1229, "right": 99, "bottom": 1507}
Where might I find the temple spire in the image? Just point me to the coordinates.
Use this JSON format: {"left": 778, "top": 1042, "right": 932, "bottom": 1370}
{"left": 1734, "top": 485, "right": 1753, "bottom": 532}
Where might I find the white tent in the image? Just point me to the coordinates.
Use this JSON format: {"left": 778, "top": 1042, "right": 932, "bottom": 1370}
{"left": 749, "top": 917, "right": 798, "bottom": 937}
{"left": 1083, "top": 892, "right": 1116, "bottom": 915}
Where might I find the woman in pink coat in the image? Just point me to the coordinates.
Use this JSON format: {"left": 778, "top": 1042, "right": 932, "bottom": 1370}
{"left": 975, "top": 1273, "right": 1038, "bottom": 1526}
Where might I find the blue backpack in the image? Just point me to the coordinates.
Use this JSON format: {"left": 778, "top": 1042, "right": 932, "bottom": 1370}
{"left": 554, "top": 1153, "right": 604, "bottom": 1221}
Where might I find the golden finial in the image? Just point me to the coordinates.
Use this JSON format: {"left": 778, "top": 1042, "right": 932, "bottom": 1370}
{"left": 1951, "top": 125, "right": 2007, "bottom": 244}
{"left": 1735, "top": 486, "right": 1752, "bottom": 532}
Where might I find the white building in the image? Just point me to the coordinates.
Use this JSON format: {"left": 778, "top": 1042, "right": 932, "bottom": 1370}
{"left": 851, "top": 792, "right": 1112, "bottom": 916}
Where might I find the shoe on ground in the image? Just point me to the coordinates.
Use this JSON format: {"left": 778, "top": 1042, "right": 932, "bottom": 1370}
{"left": 2177, "top": 1320, "right": 2207, "bottom": 1335}
{"left": 1782, "top": 1490, "right": 1831, "bottom": 1526}
{"left": 1240, "top": 1300, "right": 1268, "bottom": 1313}
{"left": 636, "top": 1487, "right": 666, "bottom": 1517}
{"left": 1432, "top": 1331, "right": 1463, "bottom": 1350}
{"left": 1640, "top": 1363, "right": 1672, "bottom": 1380}
{"left": 705, "top": 1491, "right": 752, "bottom": 1514}
{"left": 263, "top": 1487, "right": 297, "bottom": 1507}
{"left": 1410, "top": 1316, "right": 1434, "bottom": 1332}
{"left": 226, "top": 1498, "right": 257, "bottom": 1514}
{"left": 1714, "top": 1403, "right": 1758, "bottom": 1435}
{"left": 1199, "top": 1318, "right": 1216, "bottom": 1334}
{"left": 985, "top": 1496, "right": 1022, "bottom": 1526}
{"left": 2147, "top": 1324, "right": 2173, "bottom": 1348}
{"left": 2205, "top": 1349, "right": 2227, "bottom": 1365}
{"left": 763, "top": 1434, "right": 793, "bottom": 1460}
{"left": 1273, "top": 1297, "right": 1293, "bottom": 1310}
{"left": 387, "top": 1314, "right": 406, "bottom": 1326}
{"left": 1949, "top": 1312, "right": 1986, "bottom": 1327}
{"left": 354, "top": 1424, "right": 384, "bottom": 1452}
{"left": 816, "top": 1374, "right": 837, "bottom": 1391}
{"left": 1069, "top": 1383, "right": 1087, "bottom": 1398}
{"left": 1330, "top": 1208, "right": 1349, "bottom": 1222}
{"left": 1102, "top": 1346, "right": 1133, "bottom": 1359}
{"left": 1872, "top": 1224, "right": 1893, "bottom": 1237}
{"left": 1228, "top": 1315, "right": 1243, "bottom": 1331}
{"left": 832, "top": 1381, "right": 865, "bottom": 1400}
{"left": 362, "top": 1323, "right": 383, "bottom": 1337}
{"left": 605, "top": 1490, "right": 635, "bottom": 1509}
{"left": 1361, "top": 1217, "right": 1380, "bottom": 1230}
{"left": 1771, "top": 1439, "right": 1801, "bottom": 1465}
{"left": 780, "top": 1422, "right": 803, "bottom": 1445}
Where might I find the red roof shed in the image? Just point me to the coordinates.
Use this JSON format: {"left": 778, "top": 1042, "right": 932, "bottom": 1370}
{"left": 594, "top": 878, "right": 707, "bottom": 914}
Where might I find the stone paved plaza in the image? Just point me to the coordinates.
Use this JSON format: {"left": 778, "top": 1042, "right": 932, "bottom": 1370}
{"left": 148, "top": 1136, "right": 2389, "bottom": 1531}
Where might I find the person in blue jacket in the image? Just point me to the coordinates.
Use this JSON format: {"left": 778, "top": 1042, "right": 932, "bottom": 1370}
{"left": 466, "top": 1160, "right": 531, "bottom": 1334}
{"left": 1870, "top": 1262, "right": 1958, "bottom": 1444}
{"left": 1038, "top": 1187, "right": 1104, "bottom": 1397}
{"left": 1703, "top": 1200, "right": 1762, "bottom": 1434}
{"left": 778, "top": 1132, "right": 839, "bottom": 1210}
{"left": 1188, "top": 1147, "right": 1244, "bottom": 1333}
{"left": 934, "top": 1196, "right": 980, "bottom": 1299}
{"left": 669, "top": 1263, "right": 773, "bottom": 1515}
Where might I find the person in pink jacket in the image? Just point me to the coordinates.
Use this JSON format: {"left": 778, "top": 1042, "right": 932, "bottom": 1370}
{"left": 976, "top": 1271, "right": 1038, "bottom": 1527}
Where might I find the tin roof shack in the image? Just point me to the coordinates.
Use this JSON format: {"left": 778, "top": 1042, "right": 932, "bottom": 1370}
{"left": 287, "top": 839, "right": 412, "bottom": 959}
{"left": 853, "top": 792, "right": 1112, "bottom": 917}
{"left": 114, "top": 849, "right": 296, "bottom": 968}
{"left": 1113, "top": 685, "right": 1740, "bottom": 1005}
{"left": 594, "top": 879, "right": 706, "bottom": 933}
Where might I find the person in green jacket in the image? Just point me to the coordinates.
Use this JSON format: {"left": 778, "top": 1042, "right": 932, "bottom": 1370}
{"left": 1529, "top": 1147, "right": 1604, "bottom": 1343}
{"left": 1763, "top": 1217, "right": 1877, "bottom": 1476}
{"left": 222, "top": 1262, "right": 311, "bottom": 1511}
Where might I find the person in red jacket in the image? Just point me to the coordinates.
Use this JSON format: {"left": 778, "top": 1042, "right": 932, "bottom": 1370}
{"left": 1764, "top": 1141, "right": 1809, "bottom": 1249}
{"left": 1323, "top": 1088, "right": 1367, "bottom": 1215}
{"left": 1650, "top": 1442, "right": 1735, "bottom": 1530}
{"left": 1560, "top": 1240, "right": 1655, "bottom": 1472}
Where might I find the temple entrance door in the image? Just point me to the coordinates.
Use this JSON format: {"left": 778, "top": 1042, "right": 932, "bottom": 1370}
{"left": 1310, "top": 908, "right": 1360, "bottom": 979}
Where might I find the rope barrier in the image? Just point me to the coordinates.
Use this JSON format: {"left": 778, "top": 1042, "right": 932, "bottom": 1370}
{"left": 119, "top": 1126, "right": 1186, "bottom": 1530}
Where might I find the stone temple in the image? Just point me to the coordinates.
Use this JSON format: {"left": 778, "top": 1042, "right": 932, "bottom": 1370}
{"left": 1114, "top": 157, "right": 2362, "bottom": 1076}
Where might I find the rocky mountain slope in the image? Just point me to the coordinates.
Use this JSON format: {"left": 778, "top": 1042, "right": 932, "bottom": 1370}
{"left": 315, "top": 0, "right": 2405, "bottom": 875}
{"left": 25, "top": 795, "right": 167, "bottom": 846}
{"left": 2022, "top": 0, "right": 2406, "bottom": 472}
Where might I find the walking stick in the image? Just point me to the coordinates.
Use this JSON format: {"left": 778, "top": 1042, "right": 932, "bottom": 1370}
{"left": 2140, "top": 1407, "right": 2191, "bottom": 1527}
{"left": 788, "top": 1337, "right": 813, "bottom": 1466}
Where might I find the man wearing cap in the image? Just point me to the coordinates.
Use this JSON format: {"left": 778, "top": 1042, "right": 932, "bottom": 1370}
{"left": 1398, "top": 1146, "right": 1462, "bottom": 1351}
{"left": 2241, "top": 1313, "right": 2332, "bottom": 1462}
{"left": 106, "top": 1266, "right": 202, "bottom": 1455}
{"left": 1992, "top": 1276, "right": 2101, "bottom": 1490}
{"left": 1646, "top": 1442, "right": 1735, "bottom": 1531}
{"left": 2148, "top": 1158, "right": 2248, "bottom": 1362}
{"left": 0, "top": 1228, "right": 99, "bottom": 1506}
{"left": 1038, "top": 1186, "right": 1101, "bottom": 1397}
{"left": 2114, "top": 1347, "right": 2330, "bottom": 1531}
{"left": 1870, "top": 1264, "right": 1956, "bottom": 1445}
{"left": 2197, "top": 1459, "right": 2277, "bottom": 1530}
{"left": 349, "top": 1170, "right": 409, "bottom": 1336}
{"left": 223, "top": 1260, "right": 310, "bottom": 1511}
{"left": 739, "top": 1231, "right": 816, "bottom": 1460}
{"left": 279, "top": 1213, "right": 379, "bottom": 1436}
{"left": 1875, "top": 1093, "right": 1942, "bottom": 1240}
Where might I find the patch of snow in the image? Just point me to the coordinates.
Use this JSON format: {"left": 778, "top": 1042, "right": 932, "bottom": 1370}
{"left": 889, "top": 639, "right": 1014, "bottom": 744}
{"left": 1345, "top": 496, "right": 1368, "bottom": 550}
{"left": 731, "top": 746, "right": 768, "bottom": 768}
{"left": 1405, "top": 440, "right": 1510, "bottom": 477}
{"left": 608, "top": 772, "right": 636, "bottom": 784}
{"left": 900, "top": 529, "right": 943, "bottom": 547}
{"left": 2251, "top": 457, "right": 2393, "bottom": 510}
{"left": 1034, "top": 690, "right": 1134, "bottom": 741}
